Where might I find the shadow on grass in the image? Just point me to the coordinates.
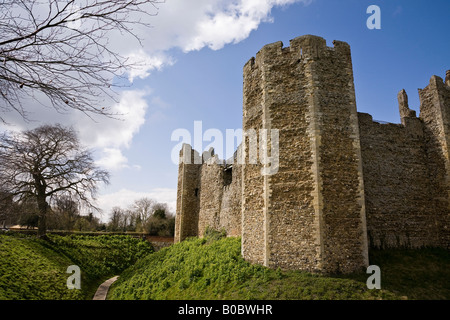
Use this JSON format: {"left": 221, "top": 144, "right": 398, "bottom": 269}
{"left": 333, "top": 248, "right": 450, "bottom": 300}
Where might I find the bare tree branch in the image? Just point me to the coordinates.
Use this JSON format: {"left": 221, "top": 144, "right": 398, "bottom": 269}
{"left": 0, "top": 0, "right": 163, "bottom": 123}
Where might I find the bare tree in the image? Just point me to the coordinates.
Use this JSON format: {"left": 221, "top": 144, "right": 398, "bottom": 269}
{"left": 132, "top": 197, "right": 154, "bottom": 225}
{"left": 108, "top": 206, "right": 123, "bottom": 231}
{"left": 0, "top": 124, "right": 109, "bottom": 237}
{"left": 54, "top": 194, "right": 79, "bottom": 230}
{"left": 0, "top": 0, "right": 162, "bottom": 122}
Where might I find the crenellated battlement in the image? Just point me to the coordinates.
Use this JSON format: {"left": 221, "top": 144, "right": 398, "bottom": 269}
{"left": 244, "top": 35, "right": 352, "bottom": 72}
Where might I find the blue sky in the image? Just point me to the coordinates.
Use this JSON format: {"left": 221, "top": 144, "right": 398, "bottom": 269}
{"left": 2, "top": 0, "right": 449, "bottom": 221}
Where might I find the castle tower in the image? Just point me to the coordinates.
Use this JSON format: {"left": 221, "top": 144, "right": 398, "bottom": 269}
{"left": 419, "top": 72, "right": 450, "bottom": 248}
{"left": 241, "top": 35, "right": 368, "bottom": 273}
{"left": 174, "top": 144, "right": 201, "bottom": 242}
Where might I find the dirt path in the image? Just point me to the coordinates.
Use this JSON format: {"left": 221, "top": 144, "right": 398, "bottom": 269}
{"left": 92, "top": 276, "right": 119, "bottom": 300}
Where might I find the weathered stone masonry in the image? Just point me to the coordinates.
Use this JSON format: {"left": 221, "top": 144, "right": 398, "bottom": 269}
{"left": 174, "top": 35, "right": 450, "bottom": 273}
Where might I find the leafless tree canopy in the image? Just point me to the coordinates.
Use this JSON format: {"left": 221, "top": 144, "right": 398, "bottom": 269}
{"left": 0, "top": 124, "right": 109, "bottom": 235}
{"left": 0, "top": 0, "right": 161, "bottom": 122}
{"left": 106, "top": 197, "right": 174, "bottom": 234}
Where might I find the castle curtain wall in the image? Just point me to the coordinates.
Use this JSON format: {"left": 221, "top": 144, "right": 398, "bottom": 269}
{"left": 359, "top": 75, "right": 450, "bottom": 249}
{"left": 358, "top": 113, "right": 438, "bottom": 248}
{"left": 174, "top": 35, "right": 450, "bottom": 273}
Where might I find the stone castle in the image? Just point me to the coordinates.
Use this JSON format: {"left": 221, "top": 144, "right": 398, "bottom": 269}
{"left": 174, "top": 35, "right": 450, "bottom": 274}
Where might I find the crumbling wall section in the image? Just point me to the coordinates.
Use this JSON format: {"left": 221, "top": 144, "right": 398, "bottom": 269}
{"left": 176, "top": 146, "right": 243, "bottom": 241}
{"left": 359, "top": 74, "right": 450, "bottom": 250}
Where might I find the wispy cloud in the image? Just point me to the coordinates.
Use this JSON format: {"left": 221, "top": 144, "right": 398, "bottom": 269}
{"left": 95, "top": 148, "right": 130, "bottom": 171}
{"left": 125, "top": 50, "right": 175, "bottom": 83}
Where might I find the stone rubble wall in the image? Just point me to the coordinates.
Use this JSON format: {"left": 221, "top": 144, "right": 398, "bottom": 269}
{"left": 241, "top": 53, "right": 266, "bottom": 266}
{"left": 241, "top": 37, "right": 323, "bottom": 271}
{"left": 418, "top": 75, "right": 450, "bottom": 248}
{"left": 219, "top": 162, "right": 242, "bottom": 237}
{"left": 358, "top": 113, "right": 438, "bottom": 248}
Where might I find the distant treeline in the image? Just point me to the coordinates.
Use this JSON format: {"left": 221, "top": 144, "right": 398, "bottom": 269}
{"left": 106, "top": 198, "right": 175, "bottom": 237}
{"left": 0, "top": 194, "right": 174, "bottom": 237}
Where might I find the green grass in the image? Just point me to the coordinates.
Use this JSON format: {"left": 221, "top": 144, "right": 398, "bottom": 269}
{"left": 2, "top": 231, "right": 448, "bottom": 300}
{"left": 112, "top": 233, "right": 438, "bottom": 300}
{"left": 0, "top": 233, "right": 153, "bottom": 300}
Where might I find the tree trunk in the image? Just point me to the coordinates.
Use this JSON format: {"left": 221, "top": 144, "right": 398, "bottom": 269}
{"left": 37, "top": 196, "right": 48, "bottom": 238}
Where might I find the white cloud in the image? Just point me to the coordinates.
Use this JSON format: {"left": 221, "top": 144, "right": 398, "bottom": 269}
{"left": 0, "top": 89, "right": 151, "bottom": 173}
{"left": 117, "top": 0, "right": 313, "bottom": 80}
{"left": 155, "top": 0, "right": 312, "bottom": 52}
{"left": 95, "top": 148, "right": 130, "bottom": 171}
{"left": 181, "top": 0, "right": 278, "bottom": 51}
{"left": 125, "top": 49, "right": 175, "bottom": 83}
{"left": 97, "top": 188, "right": 177, "bottom": 221}
{"left": 77, "top": 89, "right": 149, "bottom": 150}
{"left": 76, "top": 89, "right": 152, "bottom": 171}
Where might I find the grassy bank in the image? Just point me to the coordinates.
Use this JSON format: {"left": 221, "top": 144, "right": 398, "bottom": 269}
{"left": 0, "top": 233, "right": 153, "bottom": 300}
{"left": 2, "top": 231, "right": 448, "bottom": 300}
{"left": 110, "top": 233, "right": 449, "bottom": 300}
